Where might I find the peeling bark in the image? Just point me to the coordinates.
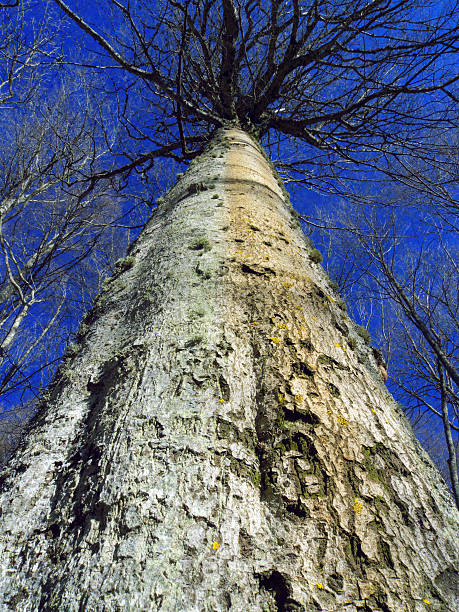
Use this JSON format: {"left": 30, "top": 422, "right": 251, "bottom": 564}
{"left": 0, "top": 129, "right": 457, "bottom": 611}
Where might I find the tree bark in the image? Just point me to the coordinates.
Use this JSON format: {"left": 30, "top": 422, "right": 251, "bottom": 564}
{"left": 0, "top": 128, "right": 457, "bottom": 611}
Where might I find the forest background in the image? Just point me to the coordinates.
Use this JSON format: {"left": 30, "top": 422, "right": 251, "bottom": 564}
{"left": 0, "top": 0, "right": 457, "bottom": 500}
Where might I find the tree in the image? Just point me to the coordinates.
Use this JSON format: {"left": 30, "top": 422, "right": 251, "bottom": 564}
{"left": 0, "top": 1, "right": 458, "bottom": 610}
{"left": 0, "top": 1, "right": 156, "bottom": 458}
{"left": 0, "top": 0, "right": 54, "bottom": 107}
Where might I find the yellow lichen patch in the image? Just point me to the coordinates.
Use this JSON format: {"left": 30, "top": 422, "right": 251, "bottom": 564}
{"left": 334, "top": 342, "right": 346, "bottom": 350}
{"left": 277, "top": 323, "right": 288, "bottom": 329}
{"left": 250, "top": 321, "right": 259, "bottom": 326}
{"left": 278, "top": 392, "right": 286, "bottom": 403}
{"left": 327, "top": 295, "right": 335, "bottom": 302}
{"left": 353, "top": 498, "right": 363, "bottom": 514}
{"left": 212, "top": 541, "right": 220, "bottom": 550}
{"left": 422, "top": 599, "right": 431, "bottom": 605}
{"left": 282, "top": 281, "right": 294, "bottom": 288}
{"left": 336, "top": 413, "right": 349, "bottom": 426}
{"left": 371, "top": 409, "right": 376, "bottom": 414}
{"left": 294, "top": 394, "right": 305, "bottom": 403}
{"left": 312, "top": 316, "right": 317, "bottom": 321}
{"left": 299, "top": 325, "right": 307, "bottom": 332}
{"left": 268, "top": 336, "right": 281, "bottom": 343}
{"left": 218, "top": 398, "right": 226, "bottom": 403}
{"left": 315, "top": 583, "right": 324, "bottom": 590}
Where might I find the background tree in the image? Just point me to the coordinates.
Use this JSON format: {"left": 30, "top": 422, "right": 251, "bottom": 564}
{"left": 306, "top": 144, "right": 459, "bottom": 503}
{"left": 0, "top": 1, "right": 168, "bottom": 458}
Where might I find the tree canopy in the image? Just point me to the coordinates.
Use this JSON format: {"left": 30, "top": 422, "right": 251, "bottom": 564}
{"left": 51, "top": 0, "right": 459, "bottom": 183}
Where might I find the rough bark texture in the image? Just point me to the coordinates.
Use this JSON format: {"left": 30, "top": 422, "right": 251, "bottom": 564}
{"left": 0, "top": 129, "right": 457, "bottom": 611}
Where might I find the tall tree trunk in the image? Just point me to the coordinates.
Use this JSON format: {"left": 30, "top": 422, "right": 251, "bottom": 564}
{"left": 0, "top": 128, "right": 457, "bottom": 611}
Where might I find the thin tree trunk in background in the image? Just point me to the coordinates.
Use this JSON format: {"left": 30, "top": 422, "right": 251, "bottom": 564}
{"left": 437, "top": 360, "right": 459, "bottom": 509}
{"left": 0, "top": 129, "right": 457, "bottom": 611}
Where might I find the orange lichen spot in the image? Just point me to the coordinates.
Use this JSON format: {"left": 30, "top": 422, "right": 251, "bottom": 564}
{"left": 294, "top": 394, "right": 305, "bottom": 403}
{"left": 212, "top": 541, "right": 220, "bottom": 550}
{"left": 268, "top": 336, "right": 281, "bottom": 343}
{"left": 337, "top": 413, "right": 349, "bottom": 426}
{"left": 353, "top": 498, "right": 363, "bottom": 514}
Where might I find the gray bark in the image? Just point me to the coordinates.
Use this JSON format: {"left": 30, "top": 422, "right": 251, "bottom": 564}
{"left": 0, "top": 128, "right": 457, "bottom": 611}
